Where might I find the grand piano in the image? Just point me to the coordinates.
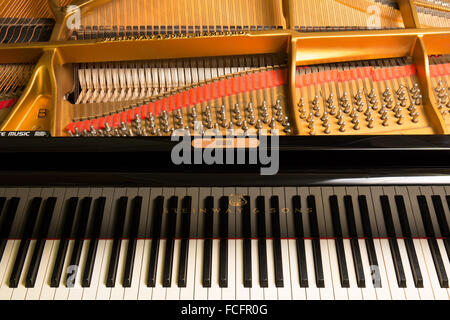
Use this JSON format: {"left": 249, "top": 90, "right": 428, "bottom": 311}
{"left": 0, "top": 0, "right": 449, "bottom": 301}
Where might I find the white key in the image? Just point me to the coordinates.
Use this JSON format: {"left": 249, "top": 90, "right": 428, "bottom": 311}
{"left": 221, "top": 239, "right": 235, "bottom": 300}
{"left": 304, "top": 240, "right": 320, "bottom": 300}
{"left": 180, "top": 239, "right": 196, "bottom": 300}
{"left": 412, "top": 239, "right": 436, "bottom": 300}
{"left": 0, "top": 240, "right": 19, "bottom": 300}
{"left": 68, "top": 240, "right": 89, "bottom": 300}
{"left": 123, "top": 239, "right": 145, "bottom": 300}
{"left": 437, "top": 239, "right": 450, "bottom": 298}
{"left": 108, "top": 240, "right": 127, "bottom": 300}
{"left": 357, "top": 240, "right": 377, "bottom": 300}
{"left": 11, "top": 240, "right": 37, "bottom": 300}
{"left": 250, "top": 239, "right": 264, "bottom": 300}
{"left": 343, "top": 239, "right": 363, "bottom": 300}
{"left": 137, "top": 240, "right": 153, "bottom": 300}
{"left": 277, "top": 239, "right": 292, "bottom": 300}
{"left": 287, "top": 239, "right": 306, "bottom": 300}
{"left": 235, "top": 239, "right": 250, "bottom": 300}
{"left": 95, "top": 239, "right": 113, "bottom": 300}
{"left": 39, "top": 240, "right": 59, "bottom": 300}
{"left": 319, "top": 240, "right": 334, "bottom": 300}
{"left": 82, "top": 240, "right": 107, "bottom": 300}
{"left": 265, "top": 239, "right": 278, "bottom": 300}
{"left": 25, "top": 240, "right": 55, "bottom": 300}
{"left": 326, "top": 240, "right": 348, "bottom": 300}
{"left": 418, "top": 239, "right": 449, "bottom": 300}
{"left": 54, "top": 240, "right": 75, "bottom": 300}
{"left": 193, "top": 239, "right": 208, "bottom": 300}
{"left": 379, "top": 239, "right": 406, "bottom": 300}
{"left": 371, "top": 239, "right": 392, "bottom": 300}
{"left": 152, "top": 239, "right": 167, "bottom": 300}
{"left": 166, "top": 239, "right": 181, "bottom": 300}
{"left": 208, "top": 239, "right": 221, "bottom": 300}
{"left": 397, "top": 239, "right": 420, "bottom": 300}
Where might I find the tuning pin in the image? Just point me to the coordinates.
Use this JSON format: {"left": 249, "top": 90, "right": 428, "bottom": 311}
{"left": 412, "top": 112, "right": 420, "bottom": 123}
{"left": 396, "top": 114, "right": 404, "bottom": 125}
{"left": 382, "top": 118, "right": 389, "bottom": 127}
{"left": 353, "top": 119, "right": 360, "bottom": 131}
{"left": 367, "top": 117, "right": 374, "bottom": 129}
{"left": 339, "top": 122, "right": 346, "bottom": 132}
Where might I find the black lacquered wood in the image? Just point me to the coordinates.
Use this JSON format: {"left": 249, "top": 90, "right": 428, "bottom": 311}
{"left": 329, "top": 196, "right": 350, "bottom": 288}
{"left": 10, "top": 197, "right": 42, "bottom": 288}
{"left": 51, "top": 197, "right": 78, "bottom": 287}
{"left": 123, "top": 196, "right": 142, "bottom": 288}
{"left": 307, "top": 195, "right": 324, "bottom": 288}
{"left": 25, "top": 197, "right": 57, "bottom": 288}
{"left": 67, "top": 197, "right": 92, "bottom": 288}
{"left": 106, "top": 196, "right": 128, "bottom": 288}
{"left": 163, "top": 196, "right": 178, "bottom": 288}
{"left": 82, "top": 197, "right": 106, "bottom": 287}
{"left": 256, "top": 196, "right": 268, "bottom": 288}
{"left": 271, "top": 196, "right": 284, "bottom": 288}
{"left": 395, "top": 195, "right": 423, "bottom": 288}
{"left": 380, "top": 196, "right": 407, "bottom": 288}
{"left": 147, "top": 196, "right": 164, "bottom": 287}
{"left": 242, "top": 196, "right": 252, "bottom": 288}
{"left": 202, "top": 196, "right": 213, "bottom": 288}
{"left": 219, "top": 196, "right": 229, "bottom": 288}
{"left": 417, "top": 196, "right": 448, "bottom": 288}
{"left": 178, "top": 196, "right": 192, "bottom": 288}
{"left": 357, "top": 195, "right": 380, "bottom": 287}
{"left": 343, "top": 196, "right": 365, "bottom": 288}
{"left": 0, "top": 197, "right": 19, "bottom": 263}
{"left": 292, "top": 196, "right": 308, "bottom": 287}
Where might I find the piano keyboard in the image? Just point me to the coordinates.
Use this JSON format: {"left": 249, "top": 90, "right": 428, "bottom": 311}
{"left": 292, "top": 0, "right": 405, "bottom": 31}
{"left": 67, "top": 0, "right": 286, "bottom": 40}
{"left": 0, "top": 186, "right": 449, "bottom": 300}
{"left": 295, "top": 57, "right": 430, "bottom": 135}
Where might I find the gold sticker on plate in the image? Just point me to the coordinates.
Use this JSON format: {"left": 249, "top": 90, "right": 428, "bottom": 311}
{"left": 192, "top": 137, "right": 260, "bottom": 149}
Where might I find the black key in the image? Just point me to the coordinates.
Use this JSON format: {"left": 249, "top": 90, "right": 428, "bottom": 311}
{"left": 10, "top": 197, "right": 42, "bottom": 288}
{"left": 147, "top": 196, "right": 164, "bottom": 287}
{"left": 395, "top": 196, "right": 423, "bottom": 288}
{"left": 242, "top": 196, "right": 252, "bottom": 288}
{"left": 307, "top": 196, "right": 325, "bottom": 288}
{"left": 292, "top": 196, "right": 308, "bottom": 287}
{"left": 256, "top": 196, "right": 268, "bottom": 288}
{"left": 357, "top": 195, "right": 380, "bottom": 287}
{"left": 163, "top": 196, "right": 178, "bottom": 288}
{"left": 417, "top": 196, "right": 448, "bottom": 288}
{"left": 431, "top": 196, "right": 450, "bottom": 262}
{"left": 123, "top": 196, "right": 142, "bottom": 288}
{"left": 0, "top": 197, "right": 6, "bottom": 218}
{"left": 51, "top": 197, "right": 78, "bottom": 287}
{"left": 25, "top": 197, "right": 57, "bottom": 288}
{"left": 380, "top": 196, "right": 407, "bottom": 288}
{"left": 343, "top": 196, "right": 365, "bottom": 288}
{"left": 178, "top": 196, "right": 192, "bottom": 288}
{"left": 219, "top": 196, "right": 229, "bottom": 288}
{"left": 106, "top": 197, "right": 128, "bottom": 287}
{"left": 270, "top": 196, "right": 284, "bottom": 288}
{"left": 66, "top": 197, "right": 92, "bottom": 288}
{"left": 329, "top": 196, "right": 350, "bottom": 288}
{"left": 0, "top": 197, "right": 19, "bottom": 263}
{"left": 202, "top": 196, "right": 213, "bottom": 288}
{"left": 82, "top": 197, "right": 106, "bottom": 287}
